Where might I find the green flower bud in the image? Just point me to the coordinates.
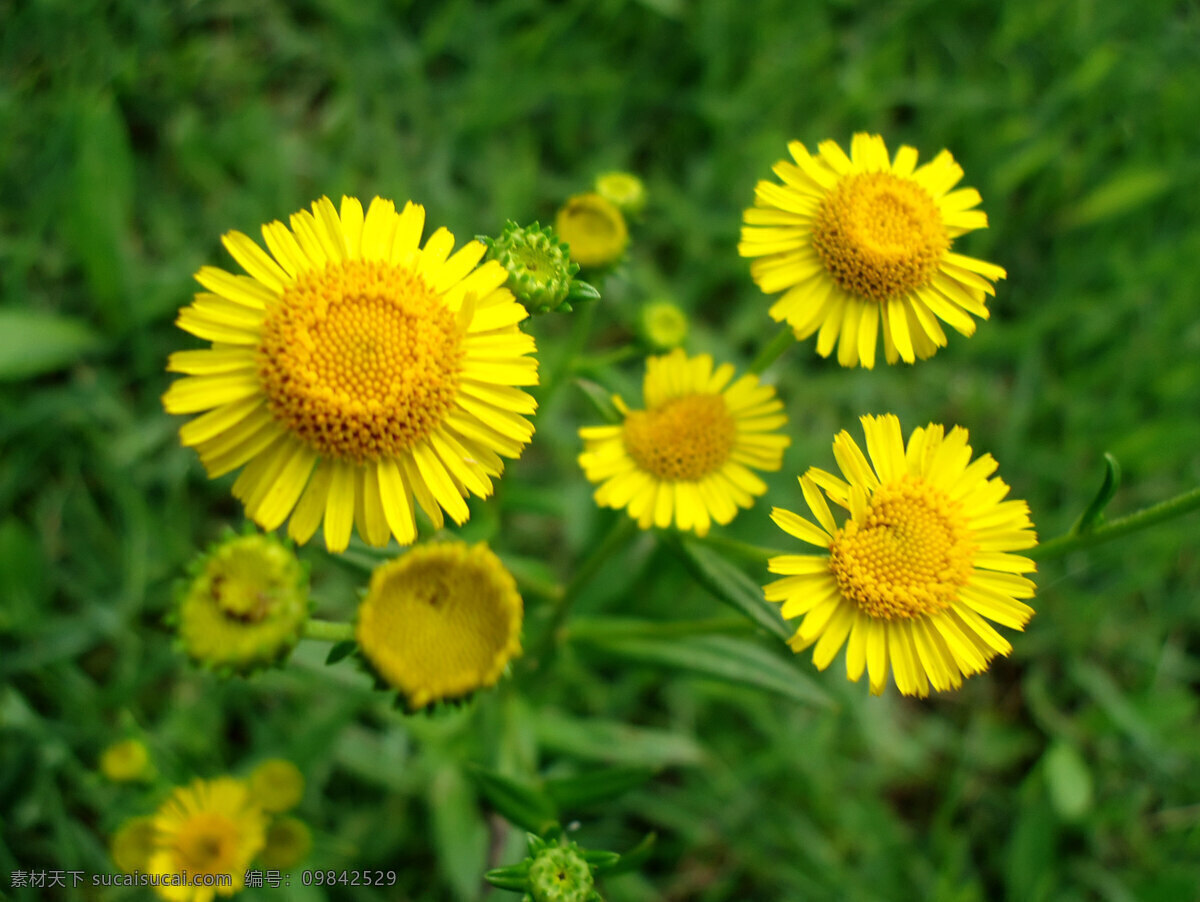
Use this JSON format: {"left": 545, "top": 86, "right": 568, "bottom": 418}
{"left": 485, "top": 221, "right": 586, "bottom": 314}
{"left": 639, "top": 300, "right": 689, "bottom": 351}
{"left": 526, "top": 845, "right": 598, "bottom": 902}
{"left": 594, "top": 171, "right": 646, "bottom": 217}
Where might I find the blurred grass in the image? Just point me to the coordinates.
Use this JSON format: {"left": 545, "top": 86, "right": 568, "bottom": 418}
{"left": 3, "top": 0, "right": 1200, "bottom": 900}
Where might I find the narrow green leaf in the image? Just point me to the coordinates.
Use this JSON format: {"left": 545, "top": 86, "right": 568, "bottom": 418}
{"left": 68, "top": 92, "right": 136, "bottom": 329}
{"left": 1071, "top": 452, "right": 1120, "bottom": 535}
{"left": 670, "top": 535, "right": 792, "bottom": 641}
{"left": 0, "top": 310, "right": 101, "bottom": 381}
{"left": 429, "top": 765, "right": 489, "bottom": 902}
{"left": 466, "top": 764, "right": 558, "bottom": 834}
{"left": 530, "top": 710, "right": 703, "bottom": 767}
{"left": 575, "top": 379, "right": 621, "bottom": 424}
{"left": 576, "top": 632, "right": 833, "bottom": 708}
{"left": 1043, "top": 742, "right": 1093, "bottom": 822}
{"left": 544, "top": 766, "right": 657, "bottom": 811}
{"left": 1060, "top": 167, "right": 1170, "bottom": 230}
{"left": 1004, "top": 769, "right": 1059, "bottom": 902}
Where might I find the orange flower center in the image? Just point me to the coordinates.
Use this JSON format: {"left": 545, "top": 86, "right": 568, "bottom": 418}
{"left": 257, "top": 259, "right": 462, "bottom": 462}
{"left": 811, "top": 172, "right": 949, "bottom": 302}
{"left": 622, "top": 393, "right": 736, "bottom": 482}
{"left": 829, "top": 476, "right": 974, "bottom": 620}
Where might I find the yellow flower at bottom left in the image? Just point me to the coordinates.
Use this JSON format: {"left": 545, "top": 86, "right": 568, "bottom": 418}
{"left": 147, "top": 777, "right": 265, "bottom": 902}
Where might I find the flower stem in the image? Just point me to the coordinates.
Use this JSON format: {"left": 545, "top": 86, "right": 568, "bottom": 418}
{"left": 532, "top": 516, "right": 639, "bottom": 658}
{"left": 1031, "top": 485, "right": 1200, "bottom": 561}
{"left": 302, "top": 619, "right": 356, "bottom": 643}
{"left": 541, "top": 301, "right": 598, "bottom": 404}
{"left": 747, "top": 326, "right": 797, "bottom": 375}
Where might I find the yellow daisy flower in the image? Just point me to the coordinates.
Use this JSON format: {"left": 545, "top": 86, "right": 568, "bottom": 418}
{"left": 148, "top": 777, "right": 266, "bottom": 902}
{"left": 739, "top": 134, "right": 1006, "bottom": 368}
{"left": 556, "top": 192, "right": 628, "bottom": 268}
{"left": 766, "top": 414, "right": 1036, "bottom": 697}
{"left": 356, "top": 541, "right": 523, "bottom": 709}
{"left": 163, "top": 196, "right": 538, "bottom": 552}
{"left": 578, "top": 349, "right": 790, "bottom": 536}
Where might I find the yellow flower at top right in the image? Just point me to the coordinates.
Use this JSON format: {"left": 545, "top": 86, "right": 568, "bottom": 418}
{"left": 739, "top": 133, "right": 1005, "bottom": 368}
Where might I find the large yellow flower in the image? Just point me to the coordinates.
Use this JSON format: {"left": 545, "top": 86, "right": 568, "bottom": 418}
{"left": 766, "top": 414, "right": 1036, "bottom": 697}
{"left": 356, "top": 541, "right": 523, "bottom": 709}
{"left": 579, "top": 349, "right": 790, "bottom": 535}
{"left": 163, "top": 197, "right": 538, "bottom": 551}
{"left": 739, "top": 134, "right": 1006, "bottom": 368}
{"left": 148, "top": 777, "right": 265, "bottom": 901}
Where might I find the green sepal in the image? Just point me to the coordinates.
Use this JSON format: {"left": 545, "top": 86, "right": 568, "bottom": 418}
{"left": 485, "top": 863, "right": 533, "bottom": 891}
{"left": 602, "top": 832, "right": 655, "bottom": 875}
{"left": 580, "top": 850, "right": 621, "bottom": 870}
{"left": 324, "top": 640, "right": 357, "bottom": 666}
{"left": 1071, "top": 452, "right": 1121, "bottom": 535}
{"left": 566, "top": 280, "right": 601, "bottom": 304}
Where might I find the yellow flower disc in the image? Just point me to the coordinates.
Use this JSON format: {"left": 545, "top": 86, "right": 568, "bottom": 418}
{"left": 258, "top": 260, "right": 462, "bottom": 463}
{"left": 556, "top": 192, "right": 628, "bottom": 268}
{"left": 765, "top": 414, "right": 1038, "bottom": 698}
{"left": 622, "top": 394, "right": 736, "bottom": 482}
{"left": 811, "top": 173, "right": 949, "bottom": 303}
{"left": 356, "top": 542, "right": 523, "bottom": 709}
{"left": 148, "top": 777, "right": 265, "bottom": 902}
{"left": 248, "top": 759, "right": 305, "bottom": 813}
{"left": 829, "top": 476, "right": 974, "bottom": 620}
{"left": 578, "top": 349, "right": 790, "bottom": 536}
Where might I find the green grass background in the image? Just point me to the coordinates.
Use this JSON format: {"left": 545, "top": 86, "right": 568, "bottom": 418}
{"left": 3, "top": 0, "right": 1200, "bottom": 899}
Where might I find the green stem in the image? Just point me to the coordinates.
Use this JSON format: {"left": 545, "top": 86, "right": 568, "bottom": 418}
{"left": 747, "top": 327, "right": 797, "bottom": 375}
{"left": 302, "top": 619, "right": 356, "bottom": 643}
{"left": 1031, "top": 485, "right": 1200, "bottom": 561}
{"left": 533, "top": 516, "right": 639, "bottom": 656}
{"left": 541, "top": 301, "right": 597, "bottom": 404}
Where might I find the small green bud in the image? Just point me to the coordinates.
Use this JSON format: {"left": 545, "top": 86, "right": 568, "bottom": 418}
{"left": 484, "top": 221, "right": 589, "bottom": 314}
{"left": 527, "top": 845, "right": 596, "bottom": 902}
{"left": 639, "top": 300, "right": 689, "bottom": 351}
{"left": 594, "top": 171, "right": 646, "bottom": 217}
